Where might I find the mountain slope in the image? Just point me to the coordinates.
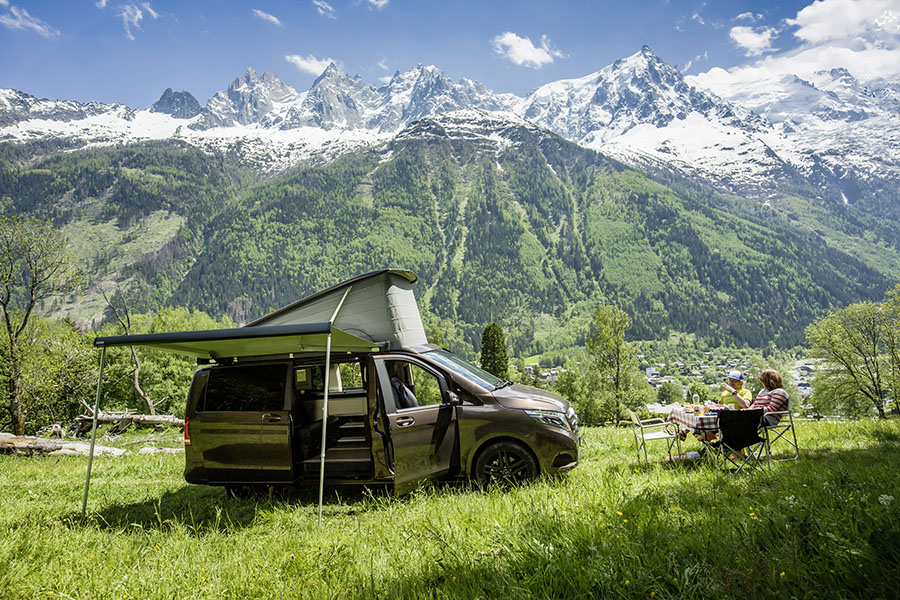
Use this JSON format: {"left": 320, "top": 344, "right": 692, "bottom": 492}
{"left": 5, "top": 113, "right": 882, "bottom": 350}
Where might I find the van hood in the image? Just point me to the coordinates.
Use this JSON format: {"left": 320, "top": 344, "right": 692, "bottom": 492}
{"left": 493, "top": 383, "right": 570, "bottom": 412}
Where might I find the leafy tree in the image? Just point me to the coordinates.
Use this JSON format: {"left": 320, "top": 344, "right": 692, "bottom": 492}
{"left": 687, "top": 380, "right": 714, "bottom": 404}
{"left": 586, "top": 305, "right": 636, "bottom": 422}
{"left": 806, "top": 301, "right": 893, "bottom": 419}
{"left": 0, "top": 216, "right": 81, "bottom": 434}
{"left": 884, "top": 284, "right": 900, "bottom": 415}
{"left": 480, "top": 322, "right": 509, "bottom": 379}
{"left": 657, "top": 381, "right": 683, "bottom": 404}
{"left": 16, "top": 318, "right": 96, "bottom": 432}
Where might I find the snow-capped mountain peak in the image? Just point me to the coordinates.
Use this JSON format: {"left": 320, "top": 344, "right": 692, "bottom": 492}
{"left": 191, "top": 67, "right": 297, "bottom": 129}
{"left": 2, "top": 47, "right": 898, "bottom": 204}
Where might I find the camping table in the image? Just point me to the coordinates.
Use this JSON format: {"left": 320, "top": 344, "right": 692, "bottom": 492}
{"left": 666, "top": 405, "right": 731, "bottom": 439}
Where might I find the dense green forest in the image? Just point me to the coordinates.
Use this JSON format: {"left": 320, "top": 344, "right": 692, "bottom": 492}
{"left": 1, "top": 127, "right": 897, "bottom": 354}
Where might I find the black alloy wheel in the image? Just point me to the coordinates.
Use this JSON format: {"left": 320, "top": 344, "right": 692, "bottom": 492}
{"left": 474, "top": 441, "right": 539, "bottom": 488}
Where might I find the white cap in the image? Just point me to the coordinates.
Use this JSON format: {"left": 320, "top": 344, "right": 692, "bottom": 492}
{"left": 727, "top": 370, "right": 743, "bottom": 381}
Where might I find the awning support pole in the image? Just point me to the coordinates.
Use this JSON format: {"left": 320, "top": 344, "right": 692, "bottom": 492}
{"left": 318, "top": 286, "right": 352, "bottom": 526}
{"left": 81, "top": 345, "right": 107, "bottom": 519}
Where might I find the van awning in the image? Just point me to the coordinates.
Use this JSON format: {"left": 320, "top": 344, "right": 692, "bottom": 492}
{"left": 93, "top": 322, "right": 381, "bottom": 360}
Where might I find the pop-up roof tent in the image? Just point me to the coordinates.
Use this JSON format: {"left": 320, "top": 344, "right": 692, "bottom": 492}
{"left": 83, "top": 269, "right": 427, "bottom": 524}
{"left": 247, "top": 268, "right": 427, "bottom": 347}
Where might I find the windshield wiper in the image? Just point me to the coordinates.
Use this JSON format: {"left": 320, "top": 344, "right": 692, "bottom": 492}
{"left": 494, "top": 380, "right": 514, "bottom": 390}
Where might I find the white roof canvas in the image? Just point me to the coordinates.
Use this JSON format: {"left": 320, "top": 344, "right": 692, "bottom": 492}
{"left": 248, "top": 269, "right": 428, "bottom": 348}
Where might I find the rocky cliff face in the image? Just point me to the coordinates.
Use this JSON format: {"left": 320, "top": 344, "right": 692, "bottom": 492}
{"left": 150, "top": 88, "right": 202, "bottom": 119}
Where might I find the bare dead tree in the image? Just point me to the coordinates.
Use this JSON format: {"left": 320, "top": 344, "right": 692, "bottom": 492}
{"left": 101, "top": 286, "right": 155, "bottom": 415}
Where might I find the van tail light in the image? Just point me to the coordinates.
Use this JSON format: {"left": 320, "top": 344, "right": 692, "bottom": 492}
{"left": 184, "top": 416, "right": 191, "bottom": 446}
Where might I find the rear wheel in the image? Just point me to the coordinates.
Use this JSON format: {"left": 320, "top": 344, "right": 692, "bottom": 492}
{"left": 474, "top": 441, "right": 539, "bottom": 488}
{"left": 224, "top": 484, "right": 261, "bottom": 500}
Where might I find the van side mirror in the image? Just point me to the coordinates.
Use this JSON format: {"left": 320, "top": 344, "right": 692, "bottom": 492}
{"left": 447, "top": 391, "right": 462, "bottom": 406}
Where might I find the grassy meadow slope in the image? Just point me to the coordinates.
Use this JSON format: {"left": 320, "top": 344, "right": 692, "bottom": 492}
{"left": 1, "top": 420, "right": 897, "bottom": 599}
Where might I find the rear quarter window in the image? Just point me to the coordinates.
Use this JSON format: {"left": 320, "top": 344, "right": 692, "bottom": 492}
{"left": 201, "top": 364, "right": 288, "bottom": 411}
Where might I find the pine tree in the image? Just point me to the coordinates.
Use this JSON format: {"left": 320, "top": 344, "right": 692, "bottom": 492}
{"left": 481, "top": 322, "right": 509, "bottom": 379}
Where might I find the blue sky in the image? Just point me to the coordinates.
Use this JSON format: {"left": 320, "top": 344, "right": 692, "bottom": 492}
{"left": 2, "top": 0, "right": 899, "bottom": 107}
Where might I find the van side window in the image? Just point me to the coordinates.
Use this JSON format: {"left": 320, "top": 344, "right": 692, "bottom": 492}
{"left": 339, "top": 361, "right": 364, "bottom": 390}
{"left": 386, "top": 360, "right": 443, "bottom": 410}
{"left": 202, "top": 364, "right": 287, "bottom": 412}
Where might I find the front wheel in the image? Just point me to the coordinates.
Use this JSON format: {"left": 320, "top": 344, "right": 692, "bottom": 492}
{"left": 473, "top": 441, "right": 539, "bottom": 489}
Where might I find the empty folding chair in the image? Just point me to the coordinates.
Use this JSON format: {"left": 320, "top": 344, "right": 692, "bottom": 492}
{"left": 628, "top": 410, "right": 680, "bottom": 467}
{"left": 711, "top": 409, "right": 767, "bottom": 473}
{"left": 761, "top": 410, "right": 799, "bottom": 462}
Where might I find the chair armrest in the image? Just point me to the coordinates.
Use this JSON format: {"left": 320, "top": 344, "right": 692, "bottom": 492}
{"left": 639, "top": 421, "right": 670, "bottom": 431}
{"left": 760, "top": 410, "right": 791, "bottom": 428}
{"left": 640, "top": 418, "right": 665, "bottom": 425}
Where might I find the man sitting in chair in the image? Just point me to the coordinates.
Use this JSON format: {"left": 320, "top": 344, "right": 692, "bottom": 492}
{"left": 720, "top": 370, "right": 752, "bottom": 409}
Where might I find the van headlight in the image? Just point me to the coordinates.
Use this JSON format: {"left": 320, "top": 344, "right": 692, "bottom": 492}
{"left": 524, "top": 409, "right": 571, "bottom": 431}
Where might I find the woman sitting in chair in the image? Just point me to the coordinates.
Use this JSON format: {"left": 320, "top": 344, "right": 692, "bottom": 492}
{"left": 733, "top": 368, "right": 789, "bottom": 426}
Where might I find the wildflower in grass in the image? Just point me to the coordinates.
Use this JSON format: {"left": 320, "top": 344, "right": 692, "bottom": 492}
{"left": 617, "top": 511, "right": 622, "bottom": 515}
{"left": 780, "top": 572, "right": 786, "bottom": 577}
{"left": 623, "top": 519, "right": 629, "bottom": 523}
{"left": 879, "top": 495, "right": 893, "bottom": 506}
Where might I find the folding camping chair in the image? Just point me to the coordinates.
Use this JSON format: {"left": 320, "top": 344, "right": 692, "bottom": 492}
{"left": 761, "top": 410, "right": 799, "bottom": 462}
{"left": 628, "top": 410, "right": 680, "bottom": 467}
{"left": 710, "top": 409, "right": 768, "bottom": 473}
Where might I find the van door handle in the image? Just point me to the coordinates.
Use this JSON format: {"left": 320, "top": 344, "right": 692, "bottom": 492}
{"left": 262, "top": 414, "right": 282, "bottom": 422}
{"left": 396, "top": 416, "right": 415, "bottom": 427}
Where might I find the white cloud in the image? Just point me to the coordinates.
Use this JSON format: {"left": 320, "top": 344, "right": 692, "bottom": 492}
{"left": 0, "top": 0, "right": 9, "bottom": 7}
{"left": 734, "top": 12, "right": 762, "bottom": 22}
{"left": 252, "top": 9, "right": 282, "bottom": 27}
{"left": 285, "top": 54, "right": 336, "bottom": 75}
{"left": 117, "top": 5, "right": 144, "bottom": 40}
{"left": 95, "top": 0, "right": 107, "bottom": 7}
{"left": 378, "top": 75, "right": 392, "bottom": 84}
{"left": 788, "top": 0, "right": 900, "bottom": 43}
{"left": 730, "top": 25, "right": 780, "bottom": 56}
{"left": 377, "top": 57, "right": 388, "bottom": 70}
{"left": 365, "top": 0, "right": 389, "bottom": 9}
{"left": 0, "top": 5, "right": 60, "bottom": 38}
{"left": 142, "top": 2, "right": 158, "bottom": 19}
{"left": 695, "top": 0, "right": 900, "bottom": 89}
{"left": 682, "top": 51, "right": 709, "bottom": 73}
{"left": 491, "top": 32, "right": 564, "bottom": 68}
{"left": 312, "top": 0, "right": 336, "bottom": 19}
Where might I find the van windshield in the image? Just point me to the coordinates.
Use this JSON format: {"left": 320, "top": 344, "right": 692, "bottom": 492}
{"left": 425, "top": 350, "right": 504, "bottom": 390}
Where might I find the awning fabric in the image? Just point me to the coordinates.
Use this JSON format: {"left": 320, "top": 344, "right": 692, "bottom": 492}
{"left": 93, "top": 322, "right": 380, "bottom": 359}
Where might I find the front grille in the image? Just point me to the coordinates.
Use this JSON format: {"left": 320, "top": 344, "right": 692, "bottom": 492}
{"left": 566, "top": 406, "right": 579, "bottom": 434}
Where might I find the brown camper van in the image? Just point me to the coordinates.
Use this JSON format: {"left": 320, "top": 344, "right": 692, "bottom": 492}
{"left": 183, "top": 344, "right": 579, "bottom": 495}
{"left": 94, "top": 270, "right": 579, "bottom": 495}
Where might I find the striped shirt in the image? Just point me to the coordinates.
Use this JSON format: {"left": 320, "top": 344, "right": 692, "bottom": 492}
{"left": 752, "top": 388, "right": 790, "bottom": 425}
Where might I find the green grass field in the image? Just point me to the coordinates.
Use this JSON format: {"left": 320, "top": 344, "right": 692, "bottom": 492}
{"left": 1, "top": 420, "right": 898, "bottom": 599}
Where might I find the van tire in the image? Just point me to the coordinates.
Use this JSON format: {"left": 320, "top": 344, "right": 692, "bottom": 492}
{"left": 224, "top": 484, "right": 260, "bottom": 500}
{"left": 473, "top": 440, "right": 538, "bottom": 489}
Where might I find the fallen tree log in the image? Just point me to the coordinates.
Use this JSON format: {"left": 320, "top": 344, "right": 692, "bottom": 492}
{"left": 74, "top": 413, "right": 184, "bottom": 435}
{"left": 0, "top": 434, "right": 129, "bottom": 457}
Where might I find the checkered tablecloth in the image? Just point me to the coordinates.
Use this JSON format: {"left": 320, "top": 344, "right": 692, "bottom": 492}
{"left": 667, "top": 406, "right": 724, "bottom": 433}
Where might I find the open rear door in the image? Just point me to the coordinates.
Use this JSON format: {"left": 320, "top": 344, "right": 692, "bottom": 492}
{"left": 374, "top": 356, "right": 458, "bottom": 494}
{"left": 191, "top": 363, "right": 293, "bottom": 484}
